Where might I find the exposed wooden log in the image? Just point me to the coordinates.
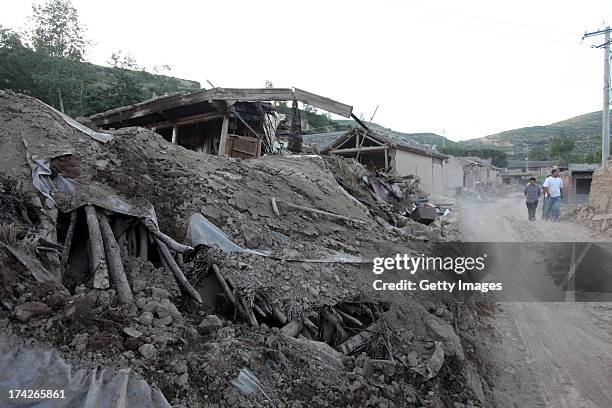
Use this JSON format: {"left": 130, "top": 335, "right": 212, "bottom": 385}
{"left": 211, "top": 263, "right": 235, "bottom": 304}
{"left": 60, "top": 210, "right": 78, "bottom": 271}
{"left": 138, "top": 223, "right": 148, "bottom": 261}
{"left": 149, "top": 111, "right": 224, "bottom": 129}
{"left": 334, "top": 307, "right": 364, "bottom": 328}
{"left": 84, "top": 205, "right": 110, "bottom": 289}
{"left": 270, "top": 197, "right": 280, "bottom": 217}
{"left": 154, "top": 237, "right": 202, "bottom": 303}
{"left": 273, "top": 306, "right": 288, "bottom": 324}
{"left": 97, "top": 211, "right": 134, "bottom": 305}
{"left": 143, "top": 219, "right": 193, "bottom": 254}
{"left": 336, "top": 323, "right": 378, "bottom": 355}
{"left": 279, "top": 320, "right": 302, "bottom": 338}
{"left": 275, "top": 198, "right": 365, "bottom": 224}
{"left": 293, "top": 88, "right": 353, "bottom": 118}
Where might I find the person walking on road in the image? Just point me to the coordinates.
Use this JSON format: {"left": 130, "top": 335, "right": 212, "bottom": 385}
{"left": 523, "top": 177, "right": 541, "bottom": 221}
{"left": 542, "top": 169, "right": 564, "bottom": 222}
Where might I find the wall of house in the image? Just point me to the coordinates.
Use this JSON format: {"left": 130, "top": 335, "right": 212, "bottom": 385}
{"left": 442, "top": 157, "right": 464, "bottom": 195}
{"left": 393, "top": 150, "right": 452, "bottom": 194}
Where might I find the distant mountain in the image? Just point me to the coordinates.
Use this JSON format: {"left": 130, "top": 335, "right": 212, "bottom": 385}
{"left": 459, "top": 111, "right": 602, "bottom": 155}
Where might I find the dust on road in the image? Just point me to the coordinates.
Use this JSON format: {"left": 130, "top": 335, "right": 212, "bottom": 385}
{"left": 459, "top": 194, "right": 612, "bottom": 408}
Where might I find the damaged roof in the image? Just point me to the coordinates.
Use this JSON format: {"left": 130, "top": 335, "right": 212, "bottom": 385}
{"left": 89, "top": 87, "right": 353, "bottom": 128}
{"left": 323, "top": 127, "right": 448, "bottom": 159}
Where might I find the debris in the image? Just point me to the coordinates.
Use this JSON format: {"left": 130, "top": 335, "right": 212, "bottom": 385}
{"left": 409, "top": 206, "right": 437, "bottom": 225}
{"left": 414, "top": 341, "right": 445, "bottom": 380}
{"left": 139, "top": 343, "right": 158, "bottom": 359}
{"left": 14, "top": 301, "right": 51, "bottom": 322}
{"left": 123, "top": 327, "right": 142, "bottom": 338}
{"left": 231, "top": 368, "right": 271, "bottom": 399}
{"left": 199, "top": 315, "right": 223, "bottom": 333}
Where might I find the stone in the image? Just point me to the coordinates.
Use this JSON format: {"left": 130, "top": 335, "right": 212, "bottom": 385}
{"left": 132, "top": 279, "right": 146, "bottom": 293}
{"left": 176, "top": 373, "right": 189, "bottom": 388}
{"left": 157, "top": 299, "right": 182, "bottom": 320}
{"left": 135, "top": 297, "right": 147, "bottom": 309}
{"left": 240, "top": 224, "right": 262, "bottom": 248}
{"left": 199, "top": 315, "right": 222, "bottom": 333}
{"left": 123, "top": 327, "right": 142, "bottom": 338}
{"left": 154, "top": 316, "right": 173, "bottom": 327}
{"left": 139, "top": 311, "right": 154, "bottom": 326}
{"left": 138, "top": 344, "right": 157, "bottom": 359}
{"left": 435, "top": 307, "right": 446, "bottom": 317}
{"left": 14, "top": 301, "right": 51, "bottom": 322}
{"left": 151, "top": 288, "right": 170, "bottom": 302}
{"left": 406, "top": 351, "right": 418, "bottom": 367}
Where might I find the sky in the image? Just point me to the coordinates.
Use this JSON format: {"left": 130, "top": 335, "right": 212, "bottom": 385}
{"left": 2, "top": 0, "right": 611, "bottom": 141}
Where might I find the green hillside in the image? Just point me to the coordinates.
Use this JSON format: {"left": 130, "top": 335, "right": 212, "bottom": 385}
{"left": 460, "top": 111, "right": 602, "bottom": 156}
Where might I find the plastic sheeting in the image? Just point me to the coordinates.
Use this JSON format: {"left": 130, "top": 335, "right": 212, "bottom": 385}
{"left": 186, "top": 213, "right": 368, "bottom": 264}
{"left": 0, "top": 336, "right": 176, "bottom": 408}
{"left": 39, "top": 99, "right": 112, "bottom": 143}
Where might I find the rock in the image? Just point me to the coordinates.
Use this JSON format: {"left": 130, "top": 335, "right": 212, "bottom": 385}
{"left": 151, "top": 287, "right": 170, "bottom": 302}
{"left": 14, "top": 301, "right": 51, "bottom": 322}
{"left": 363, "top": 359, "right": 396, "bottom": 378}
{"left": 139, "top": 311, "right": 154, "bottom": 326}
{"left": 70, "top": 333, "right": 89, "bottom": 352}
{"left": 142, "top": 300, "right": 162, "bottom": 313}
{"left": 135, "top": 297, "right": 147, "bottom": 309}
{"left": 123, "top": 327, "right": 142, "bottom": 338}
{"left": 157, "top": 299, "right": 182, "bottom": 320}
{"left": 154, "top": 316, "right": 173, "bottom": 327}
{"left": 74, "top": 284, "right": 88, "bottom": 295}
{"left": 176, "top": 372, "right": 189, "bottom": 388}
{"left": 240, "top": 224, "right": 262, "bottom": 248}
{"left": 423, "top": 315, "right": 465, "bottom": 361}
{"left": 199, "top": 315, "right": 222, "bottom": 333}
{"left": 132, "top": 279, "right": 146, "bottom": 293}
{"left": 281, "top": 285, "right": 291, "bottom": 292}
{"left": 406, "top": 351, "right": 418, "bottom": 367}
{"left": 435, "top": 307, "right": 446, "bottom": 317}
{"left": 138, "top": 344, "right": 157, "bottom": 359}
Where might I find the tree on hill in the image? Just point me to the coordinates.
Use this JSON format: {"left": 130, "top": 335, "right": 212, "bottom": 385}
{"left": 549, "top": 134, "right": 575, "bottom": 162}
{"left": 29, "top": 0, "right": 90, "bottom": 113}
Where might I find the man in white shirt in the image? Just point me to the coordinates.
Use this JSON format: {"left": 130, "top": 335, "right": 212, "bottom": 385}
{"left": 542, "top": 169, "right": 564, "bottom": 222}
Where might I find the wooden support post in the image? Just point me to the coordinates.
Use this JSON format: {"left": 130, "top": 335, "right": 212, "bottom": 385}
{"left": 218, "top": 115, "right": 229, "bottom": 156}
{"left": 84, "top": 204, "right": 110, "bottom": 289}
{"left": 171, "top": 124, "right": 178, "bottom": 144}
{"left": 60, "top": 210, "right": 78, "bottom": 271}
{"left": 97, "top": 211, "right": 134, "bottom": 305}
{"left": 138, "top": 223, "right": 148, "bottom": 261}
{"left": 384, "top": 148, "right": 389, "bottom": 170}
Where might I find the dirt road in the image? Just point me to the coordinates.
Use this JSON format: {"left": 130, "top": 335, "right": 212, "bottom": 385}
{"left": 459, "top": 194, "right": 612, "bottom": 408}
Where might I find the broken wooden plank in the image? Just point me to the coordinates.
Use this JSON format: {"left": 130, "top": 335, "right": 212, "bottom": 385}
{"left": 84, "top": 204, "right": 110, "bottom": 289}
{"left": 330, "top": 145, "right": 388, "bottom": 154}
{"left": 293, "top": 88, "right": 353, "bottom": 118}
{"left": 336, "top": 323, "right": 377, "bottom": 355}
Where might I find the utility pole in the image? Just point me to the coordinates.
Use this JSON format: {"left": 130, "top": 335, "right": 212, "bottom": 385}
{"left": 524, "top": 141, "right": 529, "bottom": 173}
{"left": 583, "top": 27, "right": 612, "bottom": 166}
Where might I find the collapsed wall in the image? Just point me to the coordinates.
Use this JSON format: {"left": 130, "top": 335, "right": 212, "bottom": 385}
{"left": 0, "top": 90, "right": 489, "bottom": 408}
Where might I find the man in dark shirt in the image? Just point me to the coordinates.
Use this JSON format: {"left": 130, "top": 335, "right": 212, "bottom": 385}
{"left": 524, "top": 177, "right": 541, "bottom": 221}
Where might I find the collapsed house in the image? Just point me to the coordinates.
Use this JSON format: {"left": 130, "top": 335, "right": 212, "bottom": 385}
{"left": 89, "top": 87, "right": 353, "bottom": 159}
{"left": 321, "top": 127, "right": 464, "bottom": 195}
{"left": 0, "top": 90, "right": 489, "bottom": 407}
{"left": 459, "top": 157, "right": 501, "bottom": 190}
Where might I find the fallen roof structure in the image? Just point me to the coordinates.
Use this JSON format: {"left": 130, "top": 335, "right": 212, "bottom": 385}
{"left": 89, "top": 87, "right": 353, "bottom": 159}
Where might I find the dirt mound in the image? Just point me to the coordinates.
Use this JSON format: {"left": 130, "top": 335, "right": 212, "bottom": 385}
{"left": 0, "top": 90, "right": 490, "bottom": 407}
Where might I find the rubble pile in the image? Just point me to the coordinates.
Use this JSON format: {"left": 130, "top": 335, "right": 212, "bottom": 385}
{"left": 0, "top": 90, "right": 489, "bottom": 407}
{"left": 576, "top": 162, "right": 612, "bottom": 233}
